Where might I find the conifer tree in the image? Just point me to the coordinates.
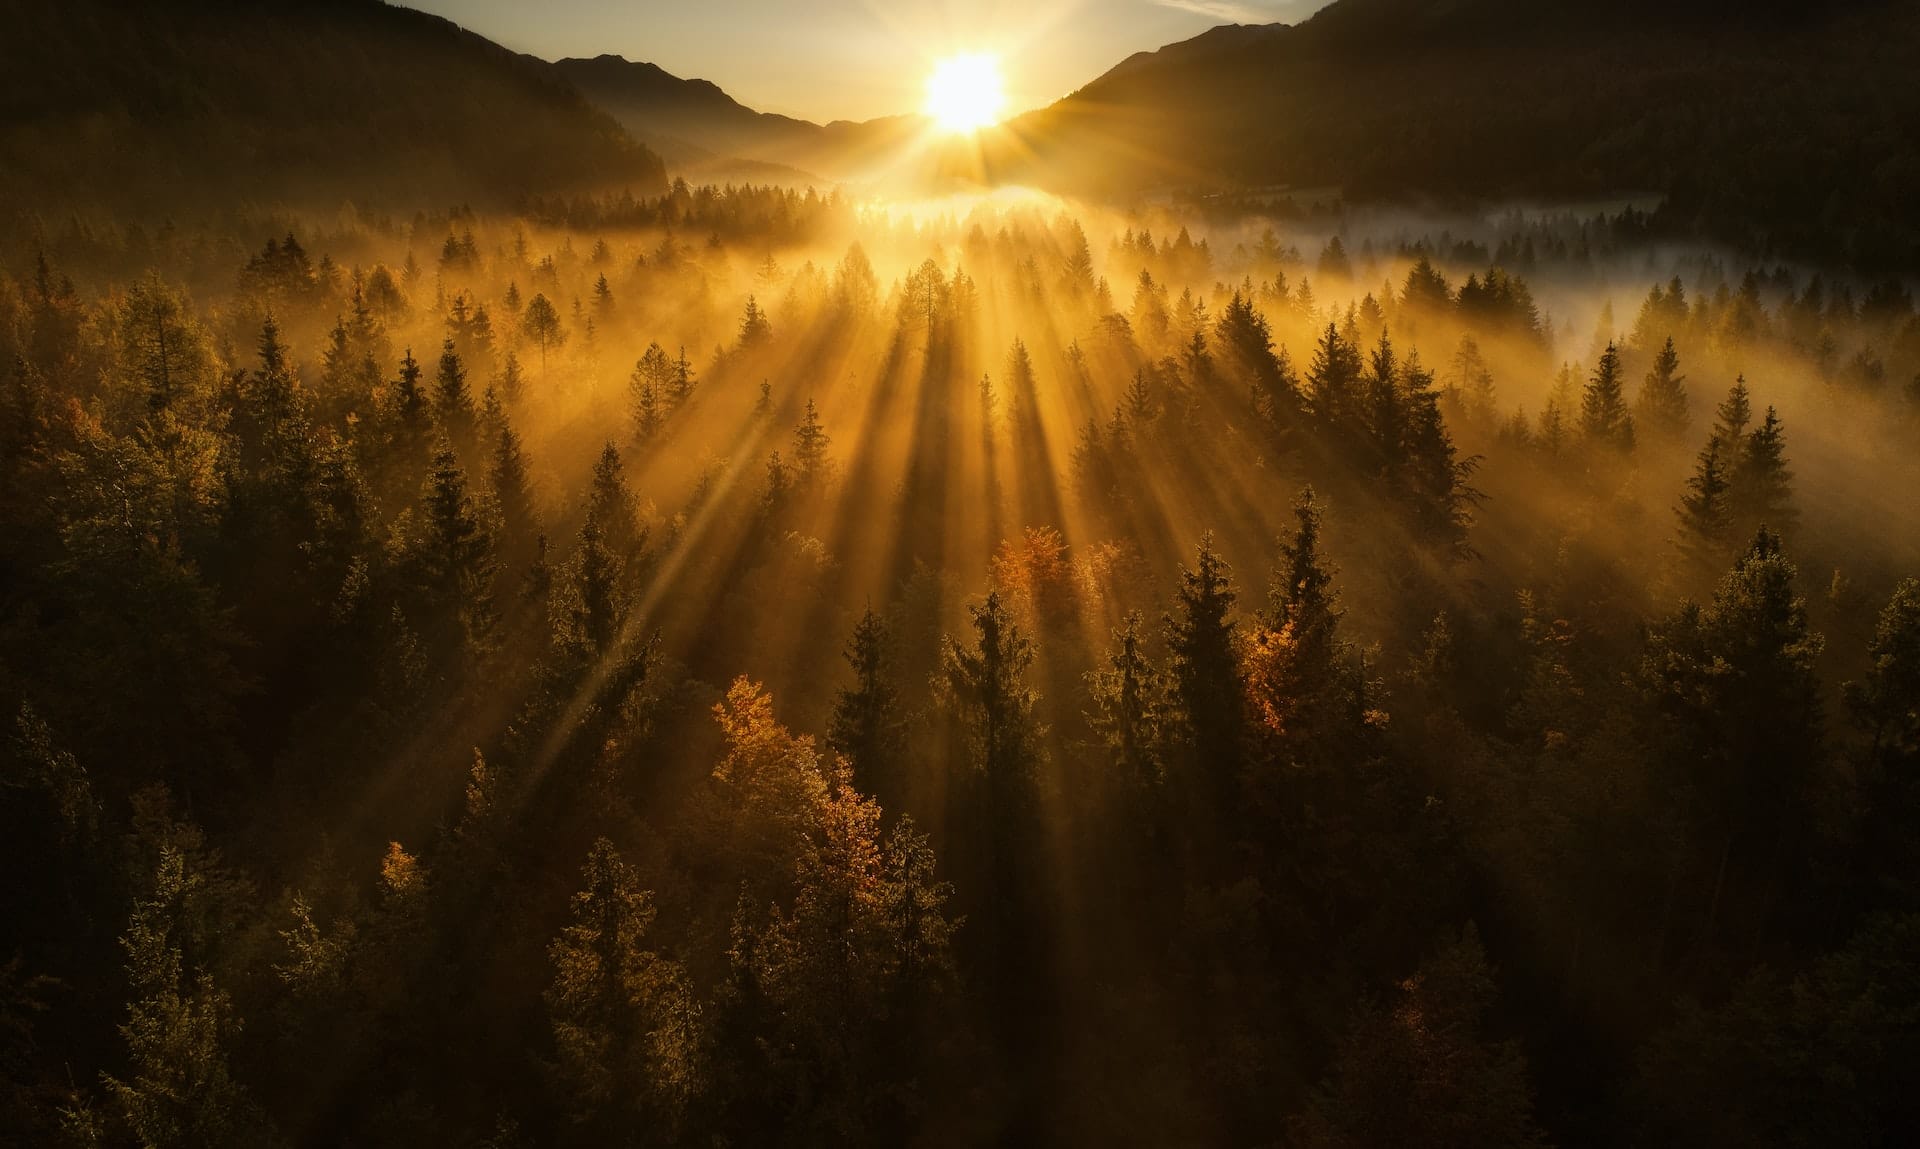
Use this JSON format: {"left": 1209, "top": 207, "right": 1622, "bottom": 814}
{"left": 1580, "top": 341, "right": 1635, "bottom": 452}
{"left": 433, "top": 337, "right": 473, "bottom": 445}
{"left": 418, "top": 441, "right": 495, "bottom": 642}
{"left": 1729, "top": 406, "right": 1795, "bottom": 538}
{"left": 586, "top": 441, "right": 641, "bottom": 557}
{"left": 943, "top": 591, "right": 1043, "bottom": 790}
{"left": 1712, "top": 377, "right": 1753, "bottom": 466}
{"left": 792, "top": 398, "right": 830, "bottom": 482}
{"left": 668, "top": 347, "right": 697, "bottom": 408}
{"left": 1844, "top": 579, "right": 1920, "bottom": 911}
{"left": 495, "top": 349, "right": 524, "bottom": 404}
{"left": 1640, "top": 528, "right": 1825, "bottom": 912}
{"left": 1165, "top": 535, "right": 1243, "bottom": 809}
{"left": 1087, "top": 611, "right": 1165, "bottom": 793}
{"left": 1636, "top": 336, "right": 1690, "bottom": 441}
{"left": 102, "top": 845, "right": 273, "bottom": 1149}
{"left": 1306, "top": 322, "right": 1363, "bottom": 435}
{"left": 546, "top": 839, "right": 700, "bottom": 1137}
{"left": 391, "top": 346, "right": 426, "bottom": 420}
{"left": 738, "top": 295, "right": 771, "bottom": 349}
{"left": 1677, "top": 434, "right": 1733, "bottom": 564}
{"left": 520, "top": 293, "right": 564, "bottom": 370}
{"left": 489, "top": 413, "right": 534, "bottom": 546}
{"left": 828, "top": 608, "right": 903, "bottom": 804}
{"left": 1292, "top": 928, "right": 1548, "bottom": 1149}
{"left": 1365, "top": 331, "right": 1405, "bottom": 474}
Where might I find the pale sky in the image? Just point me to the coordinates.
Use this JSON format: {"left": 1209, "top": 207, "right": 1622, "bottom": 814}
{"left": 404, "top": 0, "right": 1333, "bottom": 124}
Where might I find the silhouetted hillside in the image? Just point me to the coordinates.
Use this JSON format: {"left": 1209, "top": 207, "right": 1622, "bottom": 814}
{"left": 555, "top": 54, "right": 923, "bottom": 184}
{"left": 988, "top": 0, "right": 1920, "bottom": 267}
{"left": 0, "top": 0, "right": 666, "bottom": 217}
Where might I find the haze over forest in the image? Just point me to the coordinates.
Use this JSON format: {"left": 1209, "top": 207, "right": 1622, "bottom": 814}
{"left": 3, "top": 1, "right": 1920, "bottom": 1147}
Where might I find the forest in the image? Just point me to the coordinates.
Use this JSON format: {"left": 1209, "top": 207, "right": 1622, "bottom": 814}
{"left": 1, "top": 177, "right": 1919, "bottom": 1149}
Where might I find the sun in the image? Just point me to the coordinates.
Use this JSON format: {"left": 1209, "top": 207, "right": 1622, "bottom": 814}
{"left": 924, "top": 54, "right": 1008, "bottom": 135}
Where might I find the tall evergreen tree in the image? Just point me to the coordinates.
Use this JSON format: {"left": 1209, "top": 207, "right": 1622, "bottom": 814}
{"left": 792, "top": 398, "right": 830, "bottom": 482}
{"left": 1087, "top": 611, "right": 1165, "bottom": 795}
{"left": 1165, "top": 535, "right": 1243, "bottom": 815}
{"left": 1306, "top": 322, "right": 1364, "bottom": 435}
{"left": 432, "top": 337, "right": 473, "bottom": 446}
{"left": 1636, "top": 336, "right": 1690, "bottom": 441}
{"left": 828, "top": 608, "right": 903, "bottom": 801}
{"left": 1729, "top": 406, "right": 1795, "bottom": 538}
{"left": 1677, "top": 433, "right": 1734, "bottom": 565}
{"left": 545, "top": 839, "right": 700, "bottom": 1138}
{"left": 1580, "top": 341, "right": 1635, "bottom": 452}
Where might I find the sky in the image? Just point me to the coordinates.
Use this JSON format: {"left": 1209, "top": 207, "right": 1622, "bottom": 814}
{"left": 404, "top": 0, "right": 1334, "bottom": 124}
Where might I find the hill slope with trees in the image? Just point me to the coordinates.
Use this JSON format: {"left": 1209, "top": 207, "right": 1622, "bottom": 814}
{"left": 0, "top": 0, "right": 667, "bottom": 218}
{"left": 986, "top": 0, "right": 1920, "bottom": 267}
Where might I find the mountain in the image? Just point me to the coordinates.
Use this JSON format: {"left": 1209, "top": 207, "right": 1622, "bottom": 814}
{"left": 552, "top": 55, "right": 821, "bottom": 172}
{"left": 553, "top": 54, "right": 923, "bottom": 185}
{"left": 984, "top": 0, "right": 1920, "bottom": 266}
{"left": 0, "top": 0, "right": 666, "bottom": 217}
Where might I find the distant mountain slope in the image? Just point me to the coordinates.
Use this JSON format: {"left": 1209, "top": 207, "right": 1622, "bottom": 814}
{"left": 0, "top": 0, "right": 666, "bottom": 216}
{"left": 986, "top": 0, "right": 1920, "bottom": 266}
{"left": 553, "top": 54, "right": 922, "bottom": 184}
{"left": 552, "top": 55, "right": 820, "bottom": 167}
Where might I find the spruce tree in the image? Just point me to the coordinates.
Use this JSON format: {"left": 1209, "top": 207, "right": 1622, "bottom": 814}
{"left": 1087, "top": 611, "right": 1165, "bottom": 793}
{"left": 586, "top": 441, "right": 640, "bottom": 557}
{"left": 1636, "top": 336, "right": 1690, "bottom": 441}
{"left": 828, "top": 608, "right": 902, "bottom": 800}
{"left": 1306, "top": 322, "right": 1363, "bottom": 436}
{"left": 792, "top": 398, "right": 830, "bottom": 482}
{"left": 433, "top": 338, "right": 473, "bottom": 445}
{"left": 1677, "top": 434, "right": 1733, "bottom": 564}
{"left": 1580, "top": 341, "right": 1635, "bottom": 452}
{"left": 1729, "top": 406, "right": 1795, "bottom": 538}
{"left": 1165, "top": 535, "right": 1243, "bottom": 809}
{"left": 545, "top": 839, "right": 699, "bottom": 1137}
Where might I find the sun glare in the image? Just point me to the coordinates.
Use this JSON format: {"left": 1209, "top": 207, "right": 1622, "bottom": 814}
{"left": 924, "top": 53, "right": 1008, "bottom": 135}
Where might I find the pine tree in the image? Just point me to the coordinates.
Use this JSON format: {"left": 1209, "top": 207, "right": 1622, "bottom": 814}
{"left": 668, "top": 347, "right": 697, "bottom": 408}
{"left": 1712, "top": 377, "right": 1753, "bottom": 467}
{"left": 1306, "top": 322, "right": 1363, "bottom": 435}
{"left": 489, "top": 414, "right": 534, "bottom": 544}
{"left": 557, "top": 515, "right": 626, "bottom": 660}
{"left": 1291, "top": 927, "right": 1549, "bottom": 1149}
{"left": 1087, "top": 611, "right": 1164, "bottom": 792}
{"left": 1270, "top": 487, "right": 1342, "bottom": 671}
{"left": 758, "top": 450, "right": 792, "bottom": 520}
{"left": 1580, "top": 341, "right": 1635, "bottom": 452}
{"left": 103, "top": 844, "right": 274, "bottom": 1149}
{"left": 1729, "top": 406, "right": 1795, "bottom": 538}
{"left": 1448, "top": 334, "right": 1496, "bottom": 424}
{"left": 591, "top": 273, "right": 614, "bottom": 322}
{"left": 418, "top": 441, "right": 495, "bottom": 641}
{"left": 792, "top": 398, "right": 830, "bottom": 482}
{"left": 546, "top": 839, "right": 700, "bottom": 1136}
{"left": 1640, "top": 528, "right": 1825, "bottom": 915}
{"left": 940, "top": 591, "right": 1045, "bottom": 979}
{"left": 738, "top": 295, "right": 771, "bottom": 349}
{"left": 1677, "top": 433, "right": 1733, "bottom": 565}
{"left": 235, "top": 316, "right": 319, "bottom": 538}
{"left": 433, "top": 338, "right": 474, "bottom": 444}
{"left": 1636, "top": 336, "right": 1690, "bottom": 441}
{"left": 586, "top": 441, "right": 641, "bottom": 556}
{"left": 1400, "top": 350, "right": 1475, "bottom": 548}
{"left": 1365, "top": 331, "right": 1405, "bottom": 474}
{"left": 828, "top": 608, "right": 902, "bottom": 800}
{"left": 520, "top": 293, "right": 565, "bottom": 370}
{"left": 1165, "top": 535, "right": 1243, "bottom": 809}
{"left": 942, "top": 592, "right": 1043, "bottom": 798}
